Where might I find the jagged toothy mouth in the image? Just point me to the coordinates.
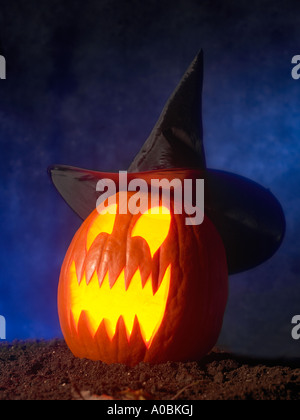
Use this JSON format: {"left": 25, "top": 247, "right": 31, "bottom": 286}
{"left": 68, "top": 261, "right": 171, "bottom": 348}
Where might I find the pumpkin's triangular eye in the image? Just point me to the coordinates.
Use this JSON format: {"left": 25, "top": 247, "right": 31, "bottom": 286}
{"left": 131, "top": 207, "right": 171, "bottom": 258}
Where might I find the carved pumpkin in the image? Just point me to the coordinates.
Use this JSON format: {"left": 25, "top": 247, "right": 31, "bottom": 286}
{"left": 51, "top": 52, "right": 284, "bottom": 366}
{"left": 58, "top": 191, "right": 228, "bottom": 366}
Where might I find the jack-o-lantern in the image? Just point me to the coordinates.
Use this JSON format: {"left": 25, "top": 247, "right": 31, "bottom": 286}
{"left": 50, "top": 51, "right": 285, "bottom": 366}
{"left": 58, "top": 191, "right": 228, "bottom": 365}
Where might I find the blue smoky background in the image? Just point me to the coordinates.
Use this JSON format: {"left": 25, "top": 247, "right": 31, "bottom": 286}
{"left": 0, "top": 0, "right": 299, "bottom": 358}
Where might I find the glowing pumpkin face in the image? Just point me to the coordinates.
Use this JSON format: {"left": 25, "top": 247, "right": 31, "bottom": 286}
{"left": 58, "top": 191, "right": 228, "bottom": 366}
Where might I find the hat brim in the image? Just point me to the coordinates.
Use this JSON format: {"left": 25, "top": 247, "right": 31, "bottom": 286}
{"left": 48, "top": 164, "right": 285, "bottom": 275}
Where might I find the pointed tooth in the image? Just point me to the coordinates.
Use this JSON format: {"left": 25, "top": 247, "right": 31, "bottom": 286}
{"left": 70, "top": 229, "right": 88, "bottom": 285}
{"left": 132, "top": 315, "right": 149, "bottom": 349}
{"left": 101, "top": 237, "right": 126, "bottom": 289}
{"left": 85, "top": 260, "right": 98, "bottom": 285}
{"left": 124, "top": 261, "right": 139, "bottom": 290}
{"left": 73, "top": 247, "right": 86, "bottom": 285}
{"left": 140, "top": 262, "right": 152, "bottom": 289}
{"left": 69, "top": 309, "right": 78, "bottom": 335}
{"left": 103, "top": 318, "right": 116, "bottom": 342}
{"left": 157, "top": 257, "right": 171, "bottom": 291}
{"left": 85, "top": 234, "right": 108, "bottom": 285}
{"left": 109, "top": 267, "right": 124, "bottom": 289}
{"left": 115, "top": 316, "right": 130, "bottom": 343}
{"left": 96, "top": 319, "right": 111, "bottom": 342}
{"left": 126, "top": 236, "right": 152, "bottom": 289}
{"left": 97, "top": 263, "right": 108, "bottom": 287}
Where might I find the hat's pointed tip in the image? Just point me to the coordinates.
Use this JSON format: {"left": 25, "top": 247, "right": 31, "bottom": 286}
{"left": 128, "top": 50, "right": 206, "bottom": 173}
{"left": 194, "top": 48, "right": 204, "bottom": 64}
{"left": 174, "top": 49, "right": 204, "bottom": 91}
{"left": 186, "top": 49, "right": 203, "bottom": 76}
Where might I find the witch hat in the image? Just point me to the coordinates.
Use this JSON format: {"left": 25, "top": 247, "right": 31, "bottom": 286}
{"left": 48, "top": 51, "right": 285, "bottom": 275}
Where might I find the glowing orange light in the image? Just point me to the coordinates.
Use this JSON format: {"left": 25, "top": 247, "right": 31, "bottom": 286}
{"left": 68, "top": 205, "right": 172, "bottom": 348}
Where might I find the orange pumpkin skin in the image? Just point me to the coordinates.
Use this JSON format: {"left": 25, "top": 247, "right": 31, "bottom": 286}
{"left": 58, "top": 191, "right": 228, "bottom": 366}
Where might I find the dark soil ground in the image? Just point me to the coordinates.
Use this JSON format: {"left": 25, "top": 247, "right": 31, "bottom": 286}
{"left": 0, "top": 339, "right": 299, "bottom": 400}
